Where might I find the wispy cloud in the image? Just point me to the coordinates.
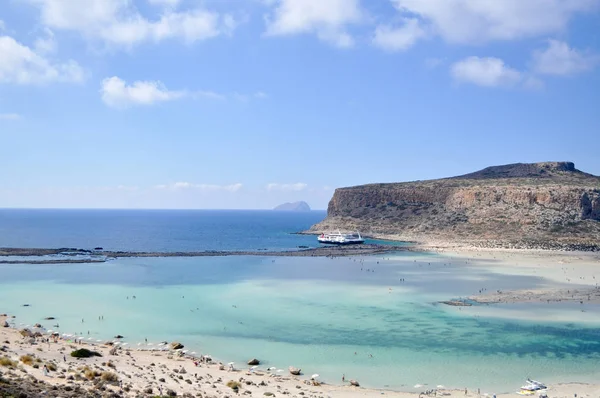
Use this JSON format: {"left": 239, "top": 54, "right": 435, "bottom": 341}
{"left": 450, "top": 56, "right": 522, "bottom": 88}
{"left": 155, "top": 182, "right": 243, "bottom": 192}
{"left": 264, "top": 0, "right": 363, "bottom": 48}
{"left": 266, "top": 183, "right": 308, "bottom": 192}
{"left": 0, "top": 35, "right": 84, "bottom": 85}
{"left": 28, "top": 0, "right": 236, "bottom": 49}
{"left": 531, "top": 39, "right": 599, "bottom": 76}
{"left": 100, "top": 76, "right": 186, "bottom": 109}
{"left": 0, "top": 113, "right": 21, "bottom": 120}
{"left": 101, "top": 76, "right": 266, "bottom": 109}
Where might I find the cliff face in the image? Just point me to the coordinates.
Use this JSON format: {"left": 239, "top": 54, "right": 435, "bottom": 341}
{"left": 309, "top": 162, "right": 600, "bottom": 247}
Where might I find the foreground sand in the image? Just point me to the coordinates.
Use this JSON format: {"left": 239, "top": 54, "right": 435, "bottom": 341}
{"left": 2, "top": 314, "right": 600, "bottom": 398}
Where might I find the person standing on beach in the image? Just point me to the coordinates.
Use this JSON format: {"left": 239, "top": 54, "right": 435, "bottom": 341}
{"left": 342, "top": 374, "right": 345, "bottom": 382}
{"left": 42, "top": 364, "right": 49, "bottom": 377}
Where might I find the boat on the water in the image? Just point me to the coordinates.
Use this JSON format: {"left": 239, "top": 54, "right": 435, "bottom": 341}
{"left": 318, "top": 231, "right": 365, "bottom": 245}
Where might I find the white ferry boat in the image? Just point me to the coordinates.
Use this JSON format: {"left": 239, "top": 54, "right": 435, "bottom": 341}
{"left": 318, "top": 231, "right": 365, "bottom": 245}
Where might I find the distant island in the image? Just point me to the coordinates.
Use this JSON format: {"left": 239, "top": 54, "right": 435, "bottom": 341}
{"left": 273, "top": 201, "right": 311, "bottom": 211}
{"left": 307, "top": 161, "right": 600, "bottom": 250}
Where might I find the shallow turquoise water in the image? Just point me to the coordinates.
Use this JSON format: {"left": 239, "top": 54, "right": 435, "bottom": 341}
{"left": 1, "top": 253, "right": 599, "bottom": 393}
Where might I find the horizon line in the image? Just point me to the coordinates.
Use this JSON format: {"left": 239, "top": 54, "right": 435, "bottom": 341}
{"left": 0, "top": 207, "right": 327, "bottom": 211}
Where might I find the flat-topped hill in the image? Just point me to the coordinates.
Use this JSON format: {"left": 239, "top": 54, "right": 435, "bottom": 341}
{"left": 308, "top": 162, "right": 600, "bottom": 249}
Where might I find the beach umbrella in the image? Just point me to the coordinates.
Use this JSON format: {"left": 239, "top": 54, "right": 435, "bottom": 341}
{"left": 47, "top": 330, "right": 53, "bottom": 334}
{"left": 437, "top": 385, "right": 445, "bottom": 389}
{"left": 276, "top": 369, "right": 283, "bottom": 373}
{"left": 228, "top": 362, "right": 234, "bottom": 365}
{"left": 251, "top": 366, "right": 258, "bottom": 370}
{"left": 190, "top": 352, "right": 196, "bottom": 355}
{"left": 414, "top": 384, "right": 423, "bottom": 388}
{"left": 182, "top": 350, "right": 188, "bottom": 353}
{"left": 311, "top": 374, "right": 319, "bottom": 380}
{"left": 137, "top": 342, "right": 142, "bottom": 346}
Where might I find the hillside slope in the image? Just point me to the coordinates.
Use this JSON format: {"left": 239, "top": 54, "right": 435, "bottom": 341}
{"left": 308, "top": 162, "right": 600, "bottom": 249}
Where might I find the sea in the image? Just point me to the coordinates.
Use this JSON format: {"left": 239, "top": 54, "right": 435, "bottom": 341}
{"left": 1, "top": 209, "right": 599, "bottom": 393}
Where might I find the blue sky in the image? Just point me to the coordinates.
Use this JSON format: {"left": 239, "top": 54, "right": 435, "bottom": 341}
{"left": 0, "top": 0, "right": 599, "bottom": 209}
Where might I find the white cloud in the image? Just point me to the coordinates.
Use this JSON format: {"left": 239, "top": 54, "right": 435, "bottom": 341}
{"left": 28, "top": 0, "right": 235, "bottom": 47}
{"left": 156, "top": 182, "right": 243, "bottom": 192}
{"left": 450, "top": 56, "right": 522, "bottom": 88}
{"left": 0, "top": 35, "right": 84, "bottom": 84}
{"left": 100, "top": 76, "right": 185, "bottom": 108}
{"left": 265, "top": 0, "right": 363, "bottom": 48}
{"left": 0, "top": 113, "right": 21, "bottom": 120}
{"left": 388, "top": 0, "right": 599, "bottom": 44}
{"left": 34, "top": 28, "right": 56, "bottom": 54}
{"left": 531, "top": 40, "right": 599, "bottom": 76}
{"left": 100, "top": 76, "right": 265, "bottom": 108}
{"left": 373, "top": 18, "right": 426, "bottom": 51}
{"left": 147, "top": 0, "right": 181, "bottom": 8}
{"left": 266, "top": 183, "right": 308, "bottom": 191}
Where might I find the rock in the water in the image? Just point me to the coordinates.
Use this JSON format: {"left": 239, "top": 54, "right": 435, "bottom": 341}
{"left": 288, "top": 367, "right": 301, "bottom": 375}
{"left": 247, "top": 358, "right": 260, "bottom": 366}
{"left": 170, "top": 342, "right": 184, "bottom": 350}
{"left": 2, "top": 321, "right": 8, "bottom": 328}
{"left": 114, "top": 335, "right": 124, "bottom": 339}
{"left": 273, "top": 201, "right": 311, "bottom": 212}
{"left": 44, "top": 317, "right": 55, "bottom": 320}
{"left": 350, "top": 379, "right": 360, "bottom": 387}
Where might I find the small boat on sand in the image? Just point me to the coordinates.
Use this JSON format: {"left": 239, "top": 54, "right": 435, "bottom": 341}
{"left": 518, "top": 378, "right": 547, "bottom": 395}
{"left": 318, "top": 231, "right": 364, "bottom": 245}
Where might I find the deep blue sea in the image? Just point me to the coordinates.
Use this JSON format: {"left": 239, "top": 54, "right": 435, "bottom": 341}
{"left": 1, "top": 209, "right": 599, "bottom": 392}
{"left": 0, "top": 209, "right": 327, "bottom": 251}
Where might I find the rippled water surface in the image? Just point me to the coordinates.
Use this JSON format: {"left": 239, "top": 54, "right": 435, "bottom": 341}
{"left": 2, "top": 253, "right": 599, "bottom": 392}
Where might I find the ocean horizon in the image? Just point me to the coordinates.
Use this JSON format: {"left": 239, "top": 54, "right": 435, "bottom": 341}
{"left": 1, "top": 209, "right": 599, "bottom": 393}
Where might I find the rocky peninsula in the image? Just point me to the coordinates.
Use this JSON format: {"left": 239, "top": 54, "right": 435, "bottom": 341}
{"left": 307, "top": 162, "right": 600, "bottom": 250}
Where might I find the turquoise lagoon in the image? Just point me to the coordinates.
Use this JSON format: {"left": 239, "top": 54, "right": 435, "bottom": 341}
{"left": 1, "top": 252, "right": 600, "bottom": 393}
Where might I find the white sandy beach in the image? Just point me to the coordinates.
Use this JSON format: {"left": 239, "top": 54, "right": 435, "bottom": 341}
{"left": 1, "top": 314, "right": 600, "bottom": 398}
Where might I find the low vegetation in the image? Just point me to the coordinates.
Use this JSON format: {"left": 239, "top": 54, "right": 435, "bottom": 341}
{"left": 0, "top": 357, "right": 17, "bottom": 368}
{"left": 19, "top": 355, "right": 34, "bottom": 366}
{"left": 82, "top": 366, "right": 101, "bottom": 380}
{"left": 100, "top": 371, "right": 119, "bottom": 383}
{"left": 70, "top": 348, "right": 102, "bottom": 358}
{"left": 226, "top": 380, "right": 241, "bottom": 390}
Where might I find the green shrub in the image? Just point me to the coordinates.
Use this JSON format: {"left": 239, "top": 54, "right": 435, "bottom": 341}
{"left": 71, "top": 348, "right": 102, "bottom": 358}
{"left": 46, "top": 362, "right": 57, "bottom": 371}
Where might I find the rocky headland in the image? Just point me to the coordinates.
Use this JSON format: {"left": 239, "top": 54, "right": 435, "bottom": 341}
{"left": 307, "top": 162, "right": 600, "bottom": 250}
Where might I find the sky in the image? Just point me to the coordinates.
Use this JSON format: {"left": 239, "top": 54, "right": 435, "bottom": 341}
{"left": 0, "top": 0, "right": 599, "bottom": 210}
